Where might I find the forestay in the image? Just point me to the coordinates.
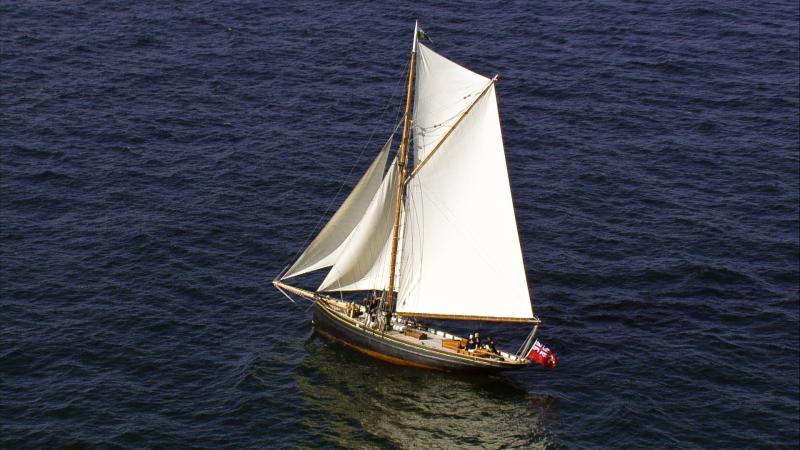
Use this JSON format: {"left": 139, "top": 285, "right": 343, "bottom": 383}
{"left": 397, "top": 45, "right": 533, "bottom": 321}
{"left": 281, "top": 136, "right": 392, "bottom": 280}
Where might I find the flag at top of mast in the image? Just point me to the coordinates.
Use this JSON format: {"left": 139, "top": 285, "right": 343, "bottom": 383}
{"left": 417, "top": 28, "right": 432, "bottom": 43}
{"left": 412, "top": 20, "right": 432, "bottom": 52}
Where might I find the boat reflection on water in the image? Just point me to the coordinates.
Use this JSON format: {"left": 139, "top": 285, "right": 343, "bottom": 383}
{"left": 294, "top": 335, "right": 559, "bottom": 448}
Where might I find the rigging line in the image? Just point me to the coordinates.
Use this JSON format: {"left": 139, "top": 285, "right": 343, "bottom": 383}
{"left": 385, "top": 201, "right": 405, "bottom": 304}
{"left": 515, "top": 325, "right": 539, "bottom": 359}
{"left": 396, "top": 184, "right": 424, "bottom": 305}
{"left": 411, "top": 75, "right": 490, "bottom": 142}
{"left": 275, "top": 284, "right": 298, "bottom": 305}
{"left": 284, "top": 74, "right": 408, "bottom": 276}
{"left": 414, "top": 86, "right": 484, "bottom": 132}
{"left": 275, "top": 263, "right": 290, "bottom": 281}
{"left": 279, "top": 58, "right": 411, "bottom": 277}
{"left": 391, "top": 77, "right": 407, "bottom": 135}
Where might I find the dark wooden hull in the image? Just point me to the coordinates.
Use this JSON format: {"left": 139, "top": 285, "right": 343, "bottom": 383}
{"left": 312, "top": 301, "right": 530, "bottom": 373}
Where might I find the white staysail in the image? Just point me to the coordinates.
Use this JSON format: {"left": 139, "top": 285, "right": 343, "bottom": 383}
{"left": 319, "top": 159, "right": 401, "bottom": 292}
{"left": 281, "top": 137, "right": 392, "bottom": 280}
{"left": 413, "top": 43, "right": 490, "bottom": 164}
{"left": 397, "top": 47, "right": 533, "bottom": 321}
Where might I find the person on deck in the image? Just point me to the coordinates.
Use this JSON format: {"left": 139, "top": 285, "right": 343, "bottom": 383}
{"left": 484, "top": 336, "right": 497, "bottom": 354}
{"left": 467, "top": 334, "right": 476, "bottom": 351}
{"left": 362, "top": 296, "right": 376, "bottom": 326}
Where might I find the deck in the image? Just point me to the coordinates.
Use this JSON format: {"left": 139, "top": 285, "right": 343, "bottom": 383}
{"left": 330, "top": 300, "right": 523, "bottom": 364}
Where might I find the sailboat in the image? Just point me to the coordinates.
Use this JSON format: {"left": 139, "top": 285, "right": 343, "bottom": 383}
{"left": 274, "top": 22, "right": 547, "bottom": 373}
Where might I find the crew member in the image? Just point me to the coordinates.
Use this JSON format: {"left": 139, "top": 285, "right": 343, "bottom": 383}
{"left": 484, "top": 336, "right": 497, "bottom": 354}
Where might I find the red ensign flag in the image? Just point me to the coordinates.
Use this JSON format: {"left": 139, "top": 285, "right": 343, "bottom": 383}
{"left": 527, "top": 339, "right": 558, "bottom": 369}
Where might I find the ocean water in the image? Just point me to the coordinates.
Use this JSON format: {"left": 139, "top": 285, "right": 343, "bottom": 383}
{"left": 1, "top": 0, "right": 798, "bottom": 448}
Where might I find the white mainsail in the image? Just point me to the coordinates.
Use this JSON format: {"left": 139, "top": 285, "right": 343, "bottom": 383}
{"left": 318, "top": 159, "right": 402, "bottom": 292}
{"left": 281, "top": 136, "right": 392, "bottom": 280}
{"left": 396, "top": 45, "right": 533, "bottom": 321}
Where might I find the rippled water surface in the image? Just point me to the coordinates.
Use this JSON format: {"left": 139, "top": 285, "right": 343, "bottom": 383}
{"left": 2, "top": 1, "right": 798, "bottom": 448}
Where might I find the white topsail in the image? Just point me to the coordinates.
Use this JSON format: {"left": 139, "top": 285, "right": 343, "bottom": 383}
{"left": 396, "top": 45, "right": 533, "bottom": 321}
{"left": 281, "top": 136, "right": 392, "bottom": 280}
{"left": 412, "top": 43, "right": 491, "bottom": 165}
{"left": 319, "top": 158, "right": 401, "bottom": 292}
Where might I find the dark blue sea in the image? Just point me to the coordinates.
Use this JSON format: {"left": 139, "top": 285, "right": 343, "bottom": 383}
{"left": 2, "top": 1, "right": 798, "bottom": 448}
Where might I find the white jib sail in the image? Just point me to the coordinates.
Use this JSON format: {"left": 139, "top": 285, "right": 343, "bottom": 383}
{"left": 412, "top": 43, "right": 490, "bottom": 165}
{"left": 397, "top": 49, "right": 533, "bottom": 320}
{"left": 319, "top": 158, "right": 400, "bottom": 292}
{"left": 281, "top": 137, "right": 392, "bottom": 280}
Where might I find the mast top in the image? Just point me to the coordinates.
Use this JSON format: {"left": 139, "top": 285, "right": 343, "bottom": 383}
{"left": 412, "top": 20, "right": 419, "bottom": 53}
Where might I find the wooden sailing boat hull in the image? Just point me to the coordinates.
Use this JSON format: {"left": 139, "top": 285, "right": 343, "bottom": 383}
{"left": 312, "top": 301, "right": 530, "bottom": 373}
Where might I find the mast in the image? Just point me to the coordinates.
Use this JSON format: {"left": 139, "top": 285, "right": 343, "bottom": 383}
{"left": 385, "top": 21, "right": 418, "bottom": 321}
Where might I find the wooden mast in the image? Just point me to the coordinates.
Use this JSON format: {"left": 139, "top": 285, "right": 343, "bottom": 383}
{"left": 385, "top": 21, "right": 418, "bottom": 322}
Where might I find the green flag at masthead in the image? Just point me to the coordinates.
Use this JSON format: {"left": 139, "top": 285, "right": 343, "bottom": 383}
{"left": 417, "top": 28, "right": 432, "bottom": 43}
